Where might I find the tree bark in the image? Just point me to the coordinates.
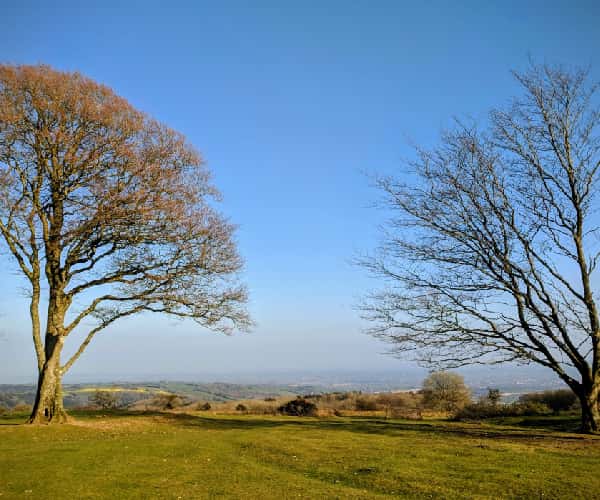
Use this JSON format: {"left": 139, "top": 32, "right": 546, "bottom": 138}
{"left": 29, "top": 334, "right": 68, "bottom": 424}
{"left": 30, "top": 281, "right": 44, "bottom": 373}
{"left": 579, "top": 386, "right": 600, "bottom": 434}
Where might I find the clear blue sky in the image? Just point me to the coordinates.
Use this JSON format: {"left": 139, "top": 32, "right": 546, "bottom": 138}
{"left": 1, "top": 1, "right": 599, "bottom": 382}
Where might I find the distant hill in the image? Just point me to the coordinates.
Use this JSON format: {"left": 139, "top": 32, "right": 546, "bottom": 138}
{"left": 0, "top": 365, "right": 568, "bottom": 409}
{"left": 0, "top": 381, "right": 325, "bottom": 409}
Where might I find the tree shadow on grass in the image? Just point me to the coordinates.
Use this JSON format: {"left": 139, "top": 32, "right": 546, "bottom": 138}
{"left": 500, "top": 415, "right": 581, "bottom": 433}
{"left": 0, "top": 413, "right": 30, "bottom": 425}
{"left": 2, "top": 409, "right": 595, "bottom": 442}
{"left": 154, "top": 412, "right": 597, "bottom": 443}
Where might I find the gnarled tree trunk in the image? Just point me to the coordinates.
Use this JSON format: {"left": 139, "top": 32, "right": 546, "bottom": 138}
{"left": 578, "top": 384, "right": 600, "bottom": 434}
{"left": 29, "top": 334, "right": 68, "bottom": 424}
{"left": 29, "top": 293, "right": 69, "bottom": 424}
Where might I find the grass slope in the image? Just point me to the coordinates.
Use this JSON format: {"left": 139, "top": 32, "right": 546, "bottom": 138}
{"left": 0, "top": 412, "right": 599, "bottom": 499}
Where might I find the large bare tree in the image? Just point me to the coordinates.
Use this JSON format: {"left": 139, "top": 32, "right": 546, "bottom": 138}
{"left": 359, "top": 64, "right": 600, "bottom": 432}
{"left": 0, "top": 65, "right": 250, "bottom": 423}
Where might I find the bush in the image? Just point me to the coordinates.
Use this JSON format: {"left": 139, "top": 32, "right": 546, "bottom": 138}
{"left": 245, "top": 401, "right": 278, "bottom": 415}
{"left": 117, "top": 393, "right": 139, "bottom": 409}
{"left": 272, "top": 390, "right": 422, "bottom": 416}
{"left": 335, "top": 392, "right": 351, "bottom": 401}
{"left": 355, "top": 396, "right": 377, "bottom": 411}
{"left": 454, "top": 400, "right": 551, "bottom": 421}
{"left": 454, "top": 401, "right": 504, "bottom": 420}
{"left": 422, "top": 371, "right": 471, "bottom": 412}
{"left": 518, "top": 401, "right": 552, "bottom": 416}
{"left": 486, "top": 388, "right": 501, "bottom": 405}
{"left": 519, "top": 389, "right": 577, "bottom": 414}
{"left": 278, "top": 397, "right": 317, "bottom": 416}
{"left": 303, "top": 394, "right": 322, "bottom": 401}
{"left": 12, "top": 403, "right": 32, "bottom": 414}
{"left": 544, "top": 390, "right": 577, "bottom": 413}
{"left": 197, "top": 402, "right": 212, "bottom": 411}
{"left": 0, "top": 405, "right": 7, "bottom": 416}
{"left": 157, "top": 393, "right": 184, "bottom": 410}
{"left": 235, "top": 403, "right": 247, "bottom": 412}
{"left": 89, "top": 390, "right": 118, "bottom": 410}
{"left": 376, "top": 392, "right": 416, "bottom": 412}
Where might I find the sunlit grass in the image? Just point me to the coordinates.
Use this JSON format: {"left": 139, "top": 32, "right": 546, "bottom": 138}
{"left": 0, "top": 411, "right": 598, "bottom": 499}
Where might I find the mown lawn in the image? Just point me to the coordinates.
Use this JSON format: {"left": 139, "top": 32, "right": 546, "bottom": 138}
{"left": 0, "top": 411, "right": 599, "bottom": 499}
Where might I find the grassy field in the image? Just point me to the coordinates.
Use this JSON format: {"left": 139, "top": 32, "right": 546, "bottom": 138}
{"left": 1, "top": 411, "right": 599, "bottom": 499}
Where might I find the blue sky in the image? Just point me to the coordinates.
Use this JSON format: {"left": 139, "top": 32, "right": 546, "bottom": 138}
{"left": 1, "top": 1, "right": 599, "bottom": 382}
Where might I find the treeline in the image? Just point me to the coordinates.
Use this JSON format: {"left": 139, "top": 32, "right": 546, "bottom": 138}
{"left": 0, "top": 372, "right": 584, "bottom": 421}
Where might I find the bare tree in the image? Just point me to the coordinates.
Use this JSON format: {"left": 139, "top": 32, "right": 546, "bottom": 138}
{"left": 421, "top": 371, "right": 471, "bottom": 413}
{"left": 359, "top": 63, "right": 600, "bottom": 432}
{"left": 0, "top": 65, "right": 250, "bottom": 424}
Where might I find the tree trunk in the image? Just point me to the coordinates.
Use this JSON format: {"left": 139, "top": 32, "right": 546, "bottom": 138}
{"left": 578, "top": 385, "right": 600, "bottom": 434}
{"left": 29, "top": 335, "right": 68, "bottom": 424}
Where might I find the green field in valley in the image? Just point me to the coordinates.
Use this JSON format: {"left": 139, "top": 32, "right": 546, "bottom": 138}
{"left": 1, "top": 411, "right": 599, "bottom": 499}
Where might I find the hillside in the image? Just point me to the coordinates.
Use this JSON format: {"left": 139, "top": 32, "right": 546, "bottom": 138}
{"left": 0, "top": 382, "right": 322, "bottom": 409}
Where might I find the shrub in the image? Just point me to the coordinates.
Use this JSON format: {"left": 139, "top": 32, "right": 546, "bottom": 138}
{"left": 155, "top": 393, "right": 185, "bottom": 410}
{"left": 518, "top": 392, "right": 544, "bottom": 405}
{"left": 355, "top": 396, "right": 377, "bottom": 411}
{"left": 422, "top": 371, "right": 471, "bottom": 412}
{"left": 246, "top": 401, "right": 278, "bottom": 415}
{"left": 117, "top": 393, "right": 139, "bottom": 409}
{"left": 235, "top": 403, "right": 247, "bottom": 412}
{"left": 197, "top": 402, "right": 212, "bottom": 411}
{"left": 12, "top": 403, "right": 32, "bottom": 414}
{"left": 89, "top": 390, "right": 118, "bottom": 410}
{"left": 263, "top": 397, "right": 276, "bottom": 402}
{"left": 486, "top": 388, "right": 501, "bottom": 405}
{"left": 454, "top": 401, "right": 504, "bottom": 420}
{"left": 544, "top": 390, "right": 577, "bottom": 413}
{"left": 519, "top": 389, "right": 577, "bottom": 414}
{"left": 0, "top": 405, "right": 7, "bottom": 416}
{"left": 454, "top": 400, "right": 551, "bottom": 421}
{"left": 303, "top": 394, "right": 322, "bottom": 401}
{"left": 518, "top": 401, "right": 551, "bottom": 416}
{"left": 377, "top": 392, "right": 415, "bottom": 411}
{"left": 278, "top": 397, "right": 317, "bottom": 416}
{"left": 335, "top": 392, "right": 351, "bottom": 401}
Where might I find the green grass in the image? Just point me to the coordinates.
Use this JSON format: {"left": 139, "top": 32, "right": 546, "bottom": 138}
{"left": 0, "top": 412, "right": 599, "bottom": 499}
